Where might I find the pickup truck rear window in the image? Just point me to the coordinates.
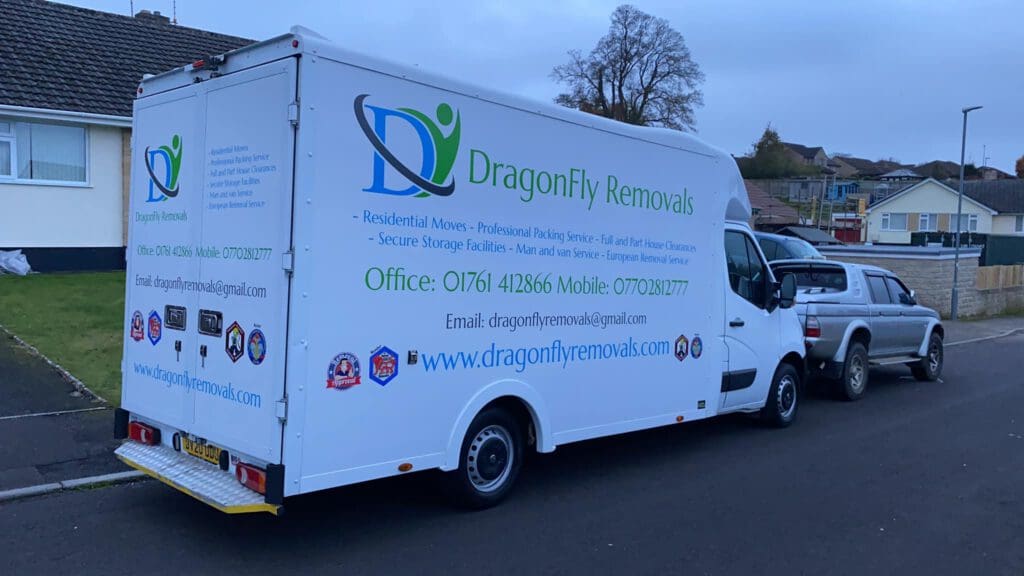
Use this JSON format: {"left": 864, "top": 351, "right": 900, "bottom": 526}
{"left": 773, "top": 265, "right": 847, "bottom": 293}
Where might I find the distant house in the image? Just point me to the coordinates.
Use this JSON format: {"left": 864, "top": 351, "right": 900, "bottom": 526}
{"left": 962, "top": 180, "right": 1024, "bottom": 235}
{"left": 913, "top": 160, "right": 962, "bottom": 181}
{"left": 830, "top": 156, "right": 905, "bottom": 179}
{"left": 865, "top": 178, "right": 998, "bottom": 244}
{"left": 0, "top": 0, "right": 251, "bottom": 271}
{"left": 879, "top": 168, "right": 924, "bottom": 182}
{"left": 782, "top": 142, "right": 829, "bottom": 169}
{"left": 978, "top": 166, "right": 1014, "bottom": 181}
{"left": 745, "top": 180, "right": 800, "bottom": 231}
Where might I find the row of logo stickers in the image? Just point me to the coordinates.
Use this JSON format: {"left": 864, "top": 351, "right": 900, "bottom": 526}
{"left": 327, "top": 346, "right": 399, "bottom": 391}
{"left": 130, "top": 310, "right": 164, "bottom": 345}
{"left": 674, "top": 334, "right": 703, "bottom": 362}
{"left": 226, "top": 321, "right": 266, "bottom": 365}
{"left": 130, "top": 310, "right": 266, "bottom": 366}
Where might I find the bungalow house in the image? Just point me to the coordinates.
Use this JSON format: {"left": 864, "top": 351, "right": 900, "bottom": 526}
{"left": 0, "top": 0, "right": 251, "bottom": 271}
{"left": 865, "top": 178, "right": 997, "bottom": 244}
{"left": 962, "top": 180, "right": 1024, "bottom": 235}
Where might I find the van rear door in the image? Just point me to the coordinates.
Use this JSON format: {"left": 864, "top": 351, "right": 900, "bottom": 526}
{"left": 123, "top": 84, "right": 203, "bottom": 430}
{"left": 187, "top": 58, "right": 298, "bottom": 465}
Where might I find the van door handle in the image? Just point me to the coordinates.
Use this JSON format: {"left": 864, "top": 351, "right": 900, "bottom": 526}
{"left": 730, "top": 318, "right": 745, "bottom": 327}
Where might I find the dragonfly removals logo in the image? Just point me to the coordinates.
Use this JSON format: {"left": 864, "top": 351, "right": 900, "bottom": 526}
{"left": 354, "top": 94, "right": 460, "bottom": 197}
{"left": 144, "top": 134, "right": 182, "bottom": 203}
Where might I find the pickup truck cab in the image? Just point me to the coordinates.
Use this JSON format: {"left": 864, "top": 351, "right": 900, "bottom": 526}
{"left": 769, "top": 260, "right": 944, "bottom": 400}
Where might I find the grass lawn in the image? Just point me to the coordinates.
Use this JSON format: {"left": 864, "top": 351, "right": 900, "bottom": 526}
{"left": 0, "top": 271, "right": 125, "bottom": 404}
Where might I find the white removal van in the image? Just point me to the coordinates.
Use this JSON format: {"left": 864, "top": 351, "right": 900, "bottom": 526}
{"left": 115, "top": 27, "right": 805, "bottom": 515}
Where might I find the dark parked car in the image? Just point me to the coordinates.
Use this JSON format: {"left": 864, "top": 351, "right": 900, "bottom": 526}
{"left": 754, "top": 232, "right": 825, "bottom": 261}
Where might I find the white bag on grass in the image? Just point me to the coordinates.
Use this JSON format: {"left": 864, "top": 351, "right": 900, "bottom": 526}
{"left": 0, "top": 250, "right": 31, "bottom": 276}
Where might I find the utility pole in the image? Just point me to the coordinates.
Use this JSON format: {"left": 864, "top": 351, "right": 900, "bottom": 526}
{"left": 952, "top": 105, "right": 982, "bottom": 320}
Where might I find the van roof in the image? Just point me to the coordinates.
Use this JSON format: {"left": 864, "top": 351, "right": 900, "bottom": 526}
{"left": 138, "top": 26, "right": 751, "bottom": 223}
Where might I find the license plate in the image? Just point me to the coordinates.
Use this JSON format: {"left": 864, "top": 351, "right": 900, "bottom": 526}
{"left": 181, "top": 435, "right": 222, "bottom": 466}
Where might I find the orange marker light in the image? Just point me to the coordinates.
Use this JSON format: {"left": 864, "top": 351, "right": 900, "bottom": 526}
{"left": 398, "top": 463, "right": 413, "bottom": 472}
{"left": 676, "top": 416, "right": 685, "bottom": 423}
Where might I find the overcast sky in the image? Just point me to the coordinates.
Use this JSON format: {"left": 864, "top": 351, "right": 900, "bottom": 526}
{"left": 69, "top": 0, "right": 1023, "bottom": 172}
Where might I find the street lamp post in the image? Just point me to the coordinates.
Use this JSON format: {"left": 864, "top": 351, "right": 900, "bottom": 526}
{"left": 951, "top": 105, "right": 982, "bottom": 320}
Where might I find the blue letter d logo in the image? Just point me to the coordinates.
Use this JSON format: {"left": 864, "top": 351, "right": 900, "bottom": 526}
{"left": 361, "top": 105, "right": 436, "bottom": 196}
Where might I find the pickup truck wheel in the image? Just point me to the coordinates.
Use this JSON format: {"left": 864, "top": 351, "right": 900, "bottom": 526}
{"left": 443, "top": 407, "right": 524, "bottom": 509}
{"left": 761, "top": 363, "right": 800, "bottom": 427}
{"left": 911, "top": 333, "right": 943, "bottom": 381}
{"left": 839, "top": 342, "right": 869, "bottom": 401}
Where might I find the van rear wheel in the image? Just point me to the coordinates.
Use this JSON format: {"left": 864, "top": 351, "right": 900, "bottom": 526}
{"left": 444, "top": 407, "right": 524, "bottom": 509}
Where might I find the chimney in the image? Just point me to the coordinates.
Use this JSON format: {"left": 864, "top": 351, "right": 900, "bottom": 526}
{"left": 135, "top": 10, "right": 171, "bottom": 24}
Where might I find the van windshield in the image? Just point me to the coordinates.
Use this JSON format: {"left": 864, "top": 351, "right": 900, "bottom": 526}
{"left": 772, "top": 264, "right": 847, "bottom": 293}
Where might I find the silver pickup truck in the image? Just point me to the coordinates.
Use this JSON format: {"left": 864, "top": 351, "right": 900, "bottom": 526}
{"left": 768, "top": 260, "right": 944, "bottom": 400}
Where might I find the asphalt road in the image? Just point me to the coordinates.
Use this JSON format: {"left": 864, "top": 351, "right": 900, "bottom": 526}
{"left": 3, "top": 335, "right": 1022, "bottom": 576}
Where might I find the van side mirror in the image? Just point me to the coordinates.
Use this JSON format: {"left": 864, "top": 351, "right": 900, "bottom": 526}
{"left": 779, "top": 274, "right": 797, "bottom": 309}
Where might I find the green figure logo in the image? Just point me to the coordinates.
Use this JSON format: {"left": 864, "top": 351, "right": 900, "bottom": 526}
{"left": 354, "top": 94, "right": 461, "bottom": 197}
{"left": 145, "top": 134, "right": 182, "bottom": 202}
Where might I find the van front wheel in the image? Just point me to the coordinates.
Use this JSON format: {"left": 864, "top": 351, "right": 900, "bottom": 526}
{"left": 761, "top": 363, "right": 800, "bottom": 427}
{"left": 444, "top": 407, "right": 524, "bottom": 509}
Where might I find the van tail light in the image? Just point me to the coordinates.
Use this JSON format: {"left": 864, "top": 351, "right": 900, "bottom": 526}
{"left": 236, "top": 462, "right": 267, "bottom": 495}
{"left": 805, "top": 316, "right": 821, "bottom": 338}
{"left": 128, "top": 421, "right": 160, "bottom": 445}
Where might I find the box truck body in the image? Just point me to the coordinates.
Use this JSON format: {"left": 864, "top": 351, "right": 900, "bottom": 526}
{"left": 115, "top": 28, "right": 805, "bottom": 514}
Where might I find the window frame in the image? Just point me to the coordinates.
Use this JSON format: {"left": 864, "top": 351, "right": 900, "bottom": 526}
{"left": 919, "top": 213, "right": 938, "bottom": 232}
{"left": 881, "top": 212, "right": 908, "bottom": 231}
{"left": 953, "top": 213, "right": 979, "bottom": 233}
{"left": 0, "top": 117, "right": 90, "bottom": 187}
{"left": 725, "top": 230, "right": 771, "bottom": 309}
{"left": 866, "top": 273, "right": 893, "bottom": 304}
{"left": 884, "top": 276, "right": 912, "bottom": 305}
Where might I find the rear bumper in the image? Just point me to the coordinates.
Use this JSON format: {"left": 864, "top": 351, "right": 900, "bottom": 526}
{"left": 807, "top": 358, "right": 845, "bottom": 380}
{"left": 115, "top": 441, "right": 281, "bottom": 516}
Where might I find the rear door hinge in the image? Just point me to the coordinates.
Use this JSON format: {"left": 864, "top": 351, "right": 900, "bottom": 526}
{"left": 288, "top": 101, "right": 299, "bottom": 127}
{"left": 282, "top": 250, "right": 295, "bottom": 275}
{"left": 275, "top": 397, "right": 288, "bottom": 424}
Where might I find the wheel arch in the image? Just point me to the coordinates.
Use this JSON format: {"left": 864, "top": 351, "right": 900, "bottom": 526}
{"left": 441, "top": 380, "right": 553, "bottom": 471}
{"left": 917, "top": 320, "right": 944, "bottom": 357}
{"left": 833, "top": 320, "right": 872, "bottom": 362}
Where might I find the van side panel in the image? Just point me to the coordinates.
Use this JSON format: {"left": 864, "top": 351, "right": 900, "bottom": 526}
{"left": 285, "top": 57, "right": 730, "bottom": 492}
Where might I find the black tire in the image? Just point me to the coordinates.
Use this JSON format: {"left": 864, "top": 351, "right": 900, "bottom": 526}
{"left": 761, "top": 363, "right": 800, "bottom": 427}
{"left": 911, "top": 333, "right": 943, "bottom": 381}
{"left": 443, "top": 407, "right": 524, "bottom": 510}
{"left": 838, "top": 342, "right": 869, "bottom": 401}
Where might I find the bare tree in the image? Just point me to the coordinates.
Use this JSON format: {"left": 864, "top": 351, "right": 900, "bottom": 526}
{"left": 552, "top": 5, "right": 704, "bottom": 131}
{"left": 1016, "top": 154, "right": 1024, "bottom": 178}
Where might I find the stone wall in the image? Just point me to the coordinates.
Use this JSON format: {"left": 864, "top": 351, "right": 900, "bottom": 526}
{"left": 817, "top": 246, "right": 1024, "bottom": 318}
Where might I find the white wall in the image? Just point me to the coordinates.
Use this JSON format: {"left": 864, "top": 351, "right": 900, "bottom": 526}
{"left": 865, "top": 180, "right": 994, "bottom": 244}
{"left": 0, "top": 124, "right": 123, "bottom": 247}
{"left": 992, "top": 214, "right": 1024, "bottom": 235}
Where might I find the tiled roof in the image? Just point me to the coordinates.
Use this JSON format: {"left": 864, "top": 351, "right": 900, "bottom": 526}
{"left": 835, "top": 156, "right": 906, "bottom": 177}
{"left": 782, "top": 142, "right": 825, "bottom": 160}
{"left": 0, "top": 0, "right": 253, "bottom": 117}
{"left": 962, "top": 180, "right": 1024, "bottom": 214}
{"left": 745, "top": 180, "right": 799, "bottom": 225}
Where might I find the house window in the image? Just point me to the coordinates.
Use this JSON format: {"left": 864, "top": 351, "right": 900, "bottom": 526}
{"left": 0, "top": 122, "right": 12, "bottom": 177}
{"left": 0, "top": 118, "right": 87, "bottom": 183}
{"left": 919, "top": 213, "right": 938, "bottom": 232}
{"left": 953, "top": 214, "right": 979, "bottom": 232}
{"left": 1015, "top": 215, "right": 1023, "bottom": 233}
{"left": 881, "top": 213, "right": 908, "bottom": 231}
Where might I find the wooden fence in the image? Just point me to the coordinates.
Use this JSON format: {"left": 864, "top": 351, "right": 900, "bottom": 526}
{"left": 976, "top": 265, "right": 1024, "bottom": 290}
